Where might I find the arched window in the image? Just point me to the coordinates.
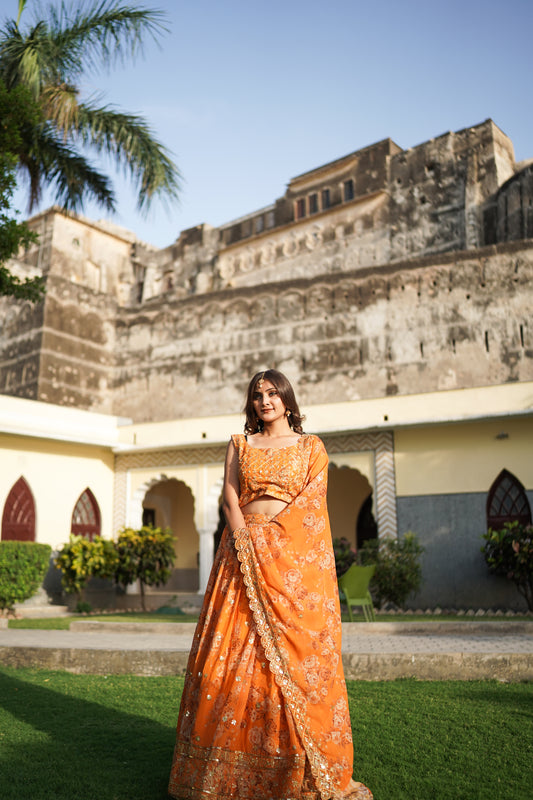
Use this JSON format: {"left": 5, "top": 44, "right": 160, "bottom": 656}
{"left": 2, "top": 477, "right": 36, "bottom": 541}
{"left": 71, "top": 488, "right": 101, "bottom": 540}
{"left": 487, "top": 469, "right": 532, "bottom": 530}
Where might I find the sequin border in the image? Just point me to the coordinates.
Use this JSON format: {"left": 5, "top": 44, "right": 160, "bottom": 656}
{"left": 233, "top": 461, "right": 338, "bottom": 800}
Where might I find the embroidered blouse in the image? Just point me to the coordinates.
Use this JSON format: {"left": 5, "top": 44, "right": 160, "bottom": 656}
{"left": 231, "top": 433, "right": 318, "bottom": 506}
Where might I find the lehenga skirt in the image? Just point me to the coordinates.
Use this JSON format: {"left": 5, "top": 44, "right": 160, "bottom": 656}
{"left": 168, "top": 514, "right": 325, "bottom": 800}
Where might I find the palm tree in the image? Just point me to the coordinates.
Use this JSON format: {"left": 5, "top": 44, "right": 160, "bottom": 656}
{"left": 0, "top": 0, "right": 180, "bottom": 213}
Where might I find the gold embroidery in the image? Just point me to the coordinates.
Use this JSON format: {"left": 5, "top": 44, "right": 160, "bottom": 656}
{"left": 169, "top": 742, "right": 319, "bottom": 800}
{"left": 168, "top": 435, "right": 369, "bottom": 800}
{"left": 233, "top": 471, "right": 345, "bottom": 798}
{"left": 233, "top": 433, "right": 313, "bottom": 506}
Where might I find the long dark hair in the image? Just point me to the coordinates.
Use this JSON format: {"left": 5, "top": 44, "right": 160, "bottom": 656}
{"left": 244, "top": 369, "right": 305, "bottom": 435}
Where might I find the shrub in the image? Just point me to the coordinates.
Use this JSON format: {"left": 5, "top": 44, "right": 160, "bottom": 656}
{"left": 332, "top": 537, "right": 357, "bottom": 577}
{"left": 74, "top": 601, "right": 93, "bottom": 614}
{"left": 481, "top": 521, "right": 533, "bottom": 611}
{"left": 55, "top": 535, "right": 118, "bottom": 599}
{"left": 114, "top": 526, "right": 175, "bottom": 611}
{"left": 359, "top": 531, "right": 424, "bottom": 609}
{"left": 0, "top": 541, "right": 52, "bottom": 613}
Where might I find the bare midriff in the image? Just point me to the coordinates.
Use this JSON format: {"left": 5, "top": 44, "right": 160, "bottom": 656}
{"left": 241, "top": 494, "right": 288, "bottom": 519}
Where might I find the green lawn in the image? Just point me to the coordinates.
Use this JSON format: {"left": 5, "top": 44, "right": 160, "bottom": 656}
{"left": 0, "top": 667, "right": 530, "bottom": 800}
{"left": 8, "top": 612, "right": 201, "bottom": 629}
{"left": 8, "top": 610, "right": 532, "bottom": 629}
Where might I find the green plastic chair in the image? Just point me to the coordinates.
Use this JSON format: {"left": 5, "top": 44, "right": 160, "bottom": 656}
{"left": 338, "top": 564, "right": 376, "bottom": 622}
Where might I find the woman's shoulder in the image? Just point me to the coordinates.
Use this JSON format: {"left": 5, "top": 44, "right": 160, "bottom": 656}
{"left": 230, "top": 433, "right": 246, "bottom": 448}
{"left": 301, "top": 432, "right": 325, "bottom": 450}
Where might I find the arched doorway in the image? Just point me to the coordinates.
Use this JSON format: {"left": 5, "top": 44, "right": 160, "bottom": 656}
{"left": 71, "top": 488, "right": 101, "bottom": 540}
{"left": 143, "top": 478, "right": 199, "bottom": 591}
{"left": 2, "top": 477, "right": 36, "bottom": 541}
{"left": 356, "top": 494, "right": 378, "bottom": 549}
{"left": 487, "top": 469, "right": 532, "bottom": 530}
{"left": 327, "top": 465, "right": 374, "bottom": 552}
{"left": 213, "top": 504, "right": 226, "bottom": 554}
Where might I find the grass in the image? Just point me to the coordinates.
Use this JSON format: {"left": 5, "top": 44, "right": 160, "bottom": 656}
{"left": 8, "top": 616, "right": 72, "bottom": 629}
{"left": 0, "top": 667, "right": 531, "bottom": 800}
{"left": 8, "top": 612, "right": 200, "bottom": 629}
{"left": 347, "top": 680, "right": 533, "bottom": 800}
{"left": 8, "top": 610, "right": 532, "bottom": 629}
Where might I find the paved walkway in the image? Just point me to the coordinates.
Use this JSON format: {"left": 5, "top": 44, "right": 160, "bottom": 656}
{"left": 1, "top": 621, "right": 532, "bottom": 681}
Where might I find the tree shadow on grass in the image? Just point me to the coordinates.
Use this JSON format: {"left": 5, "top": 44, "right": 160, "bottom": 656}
{"left": 0, "top": 669, "right": 177, "bottom": 800}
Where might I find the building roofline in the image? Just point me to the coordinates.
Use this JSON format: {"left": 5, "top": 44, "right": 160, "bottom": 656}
{"left": 288, "top": 138, "right": 402, "bottom": 185}
{"left": 1, "top": 381, "right": 531, "bottom": 453}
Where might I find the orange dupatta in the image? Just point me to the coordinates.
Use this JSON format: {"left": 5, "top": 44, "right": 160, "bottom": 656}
{"left": 168, "top": 435, "right": 354, "bottom": 800}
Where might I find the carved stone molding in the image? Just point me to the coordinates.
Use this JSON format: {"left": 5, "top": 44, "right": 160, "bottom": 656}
{"left": 323, "top": 430, "right": 398, "bottom": 540}
{"left": 112, "top": 432, "right": 398, "bottom": 540}
{"left": 116, "top": 445, "right": 226, "bottom": 472}
{"left": 113, "top": 445, "right": 226, "bottom": 533}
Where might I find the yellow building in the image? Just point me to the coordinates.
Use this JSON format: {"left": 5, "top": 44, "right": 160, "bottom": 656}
{"left": 1, "top": 381, "right": 531, "bottom": 609}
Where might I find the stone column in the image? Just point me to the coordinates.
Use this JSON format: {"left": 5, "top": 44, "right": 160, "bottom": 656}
{"left": 198, "top": 528, "right": 215, "bottom": 593}
{"left": 373, "top": 432, "right": 399, "bottom": 541}
{"left": 127, "top": 494, "right": 143, "bottom": 530}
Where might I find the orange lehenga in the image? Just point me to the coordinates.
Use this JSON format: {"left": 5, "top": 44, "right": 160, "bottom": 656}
{"left": 168, "top": 434, "right": 371, "bottom": 800}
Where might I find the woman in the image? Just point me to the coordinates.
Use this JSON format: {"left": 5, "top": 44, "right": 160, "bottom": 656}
{"left": 168, "top": 369, "right": 372, "bottom": 800}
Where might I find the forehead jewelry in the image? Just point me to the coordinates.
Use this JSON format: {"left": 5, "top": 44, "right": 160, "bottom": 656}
{"left": 257, "top": 371, "right": 266, "bottom": 388}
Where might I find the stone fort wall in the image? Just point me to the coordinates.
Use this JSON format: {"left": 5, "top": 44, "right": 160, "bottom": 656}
{"left": 114, "top": 241, "right": 533, "bottom": 421}
{"left": 1, "top": 119, "right": 532, "bottom": 422}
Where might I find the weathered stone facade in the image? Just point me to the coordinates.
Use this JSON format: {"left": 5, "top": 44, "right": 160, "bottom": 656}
{"left": 1, "top": 119, "right": 532, "bottom": 422}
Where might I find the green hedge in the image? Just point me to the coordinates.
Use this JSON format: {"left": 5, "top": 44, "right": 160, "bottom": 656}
{"left": 0, "top": 541, "right": 52, "bottom": 612}
{"left": 482, "top": 521, "right": 533, "bottom": 610}
{"left": 115, "top": 526, "right": 175, "bottom": 612}
{"left": 55, "top": 535, "right": 118, "bottom": 597}
{"left": 359, "top": 531, "right": 424, "bottom": 609}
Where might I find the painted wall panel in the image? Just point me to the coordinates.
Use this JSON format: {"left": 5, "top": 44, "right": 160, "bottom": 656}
{"left": 0, "top": 434, "right": 114, "bottom": 549}
{"left": 395, "top": 418, "right": 533, "bottom": 497}
{"left": 397, "top": 492, "right": 532, "bottom": 611}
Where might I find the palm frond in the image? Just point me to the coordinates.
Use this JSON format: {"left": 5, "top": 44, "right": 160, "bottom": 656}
{"left": 16, "top": 1, "right": 28, "bottom": 29}
{"left": 0, "top": 1, "right": 179, "bottom": 214}
{"left": 46, "top": 1, "right": 168, "bottom": 79}
{"left": 2, "top": 2, "right": 167, "bottom": 87}
{"left": 0, "top": 19, "right": 56, "bottom": 97}
{"left": 18, "top": 122, "right": 115, "bottom": 212}
{"left": 41, "top": 82, "right": 80, "bottom": 135}
{"left": 74, "top": 101, "right": 181, "bottom": 211}
{"left": 47, "top": 146, "right": 115, "bottom": 213}
{"left": 17, "top": 148, "right": 42, "bottom": 210}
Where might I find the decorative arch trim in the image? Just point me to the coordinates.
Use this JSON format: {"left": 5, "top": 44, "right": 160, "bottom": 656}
{"left": 113, "top": 447, "right": 227, "bottom": 533}
{"left": 71, "top": 488, "right": 101, "bottom": 540}
{"left": 2, "top": 476, "right": 36, "bottom": 542}
{"left": 129, "top": 474, "right": 198, "bottom": 531}
{"left": 113, "top": 433, "right": 398, "bottom": 541}
{"left": 487, "top": 469, "right": 532, "bottom": 529}
{"left": 322, "top": 431, "right": 398, "bottom": 540}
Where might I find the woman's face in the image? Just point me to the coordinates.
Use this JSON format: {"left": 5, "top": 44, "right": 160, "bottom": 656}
{"left": 252, "top": 379, "right": 287, "bottom": 426}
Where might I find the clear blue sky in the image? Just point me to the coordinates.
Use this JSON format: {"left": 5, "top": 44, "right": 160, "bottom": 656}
{"left": 11, "top": 0, "right": 533, "bottom": 248}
